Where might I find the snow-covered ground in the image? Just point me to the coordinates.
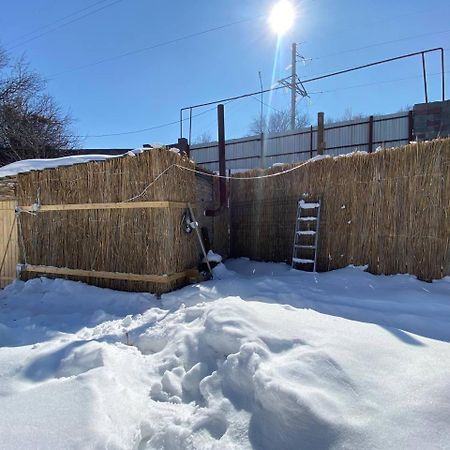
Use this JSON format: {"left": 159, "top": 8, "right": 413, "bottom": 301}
{"left": 1, "top": 260, "right": 449, "bottom": 450}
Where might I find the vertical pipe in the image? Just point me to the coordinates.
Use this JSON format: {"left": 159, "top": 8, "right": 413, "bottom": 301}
{"left": 291, "top": 43, "right": 297, "bottom": 130}
{"left": 421, "top": 52, "right": 429, "bottom": 103}
{"left": 368, "top": 115, "right": 374, "bottom": 153}
{"left": 217, "top": 104, "right": 226, "bottom": 207}
{"left": 310, "top": 125, "right": 313, "bottom": 158}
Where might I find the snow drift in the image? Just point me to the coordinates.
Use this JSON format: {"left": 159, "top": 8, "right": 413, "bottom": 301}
{"left": 0, "top": 260, "right": 449, "bottom": 449}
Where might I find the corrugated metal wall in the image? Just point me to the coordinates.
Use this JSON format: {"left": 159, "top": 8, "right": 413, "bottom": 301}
{"left": 190, "top": 111, "right": 410, "bottom": 171}
{"left": 0, "top": 201, "right": 18, "bottom": 289}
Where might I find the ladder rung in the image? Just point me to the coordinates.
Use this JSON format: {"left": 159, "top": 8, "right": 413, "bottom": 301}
{"left": 293, "top": 258, "right": 315, "bottom": 264}
{"left": 295, "top": 244, "right": 316, "bottom": 249}
{"left": 297, "top": 230, "right": 316, "bottom": 235}
{"left": 299, "top": 200, "right": 320, "bottom": 209}
{"left": 298, "top": 216, "right": 317, "bottom": 221}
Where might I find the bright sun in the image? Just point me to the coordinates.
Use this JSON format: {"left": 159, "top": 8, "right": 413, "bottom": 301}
{"left": 269, "top": 0, "right": 296, "bottom": 36}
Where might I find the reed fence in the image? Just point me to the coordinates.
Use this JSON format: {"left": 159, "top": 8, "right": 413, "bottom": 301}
{"left": 230, "top": 139, "right": 450, "bottom": 280}
{"left": 15, "top": 148, "right": 226, "bottom": 293}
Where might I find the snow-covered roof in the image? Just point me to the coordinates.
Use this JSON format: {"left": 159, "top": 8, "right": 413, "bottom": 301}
{"left": 0, "top": 148, "right": 165, "bottom": 178}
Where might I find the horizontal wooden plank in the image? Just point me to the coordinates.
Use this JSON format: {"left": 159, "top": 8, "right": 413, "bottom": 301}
{"left": 18, "top": 200, "right": 189, "bottom": 212}
{"left": 0, "top": 276, "right": 15, "bottom": 281}
{"left": 22, "top": 264, "right": 188, "bottom": 284}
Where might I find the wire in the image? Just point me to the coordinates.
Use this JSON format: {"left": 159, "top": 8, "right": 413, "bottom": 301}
{"left": 7, "top": 0, "right": 125, "bottom": 51}
{"left": 5, "top": 0, "right": 114, "bottom": 47}
{"left": 76, "top": 101, "right": 229, "bottom": 138}
{"left": 75, "top": 70, "right": 442, "bottom": 139}
{"left": 48, "top": 16, "right": 261, "bottom": 79}
{"left": 314, "top": 70, "right": 450, "bottom": 95}
{"left": 251, "top": 96, "right": 283, "bottom": 114}
{"left": 311, "top": 28, "right": 450, "bottom": 62}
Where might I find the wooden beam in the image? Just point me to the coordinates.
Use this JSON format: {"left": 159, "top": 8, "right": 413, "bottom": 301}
{"left": 19, "top": 200, "right": 189, "bottom": 213}
{"left": 22, "top": 264, "right": 188, "bottom": 284}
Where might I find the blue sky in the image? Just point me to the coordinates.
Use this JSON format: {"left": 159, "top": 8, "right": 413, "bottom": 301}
{"left": 1, "top": 0, "right": 449, "bottom": 148}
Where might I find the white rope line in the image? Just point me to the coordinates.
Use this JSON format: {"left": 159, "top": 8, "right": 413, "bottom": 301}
{"left": 120, "top": 160, "right": 314, "bottom": 204}
{"left": 173, "top": 161, "right": 312, "bottom": 180}
{"left": 123, "top": 164, "right": 177, "bottom": 202}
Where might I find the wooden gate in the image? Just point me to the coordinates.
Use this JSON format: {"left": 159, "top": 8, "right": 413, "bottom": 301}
{"left": 0, "top": 201, "right": 18, "bottom": 288}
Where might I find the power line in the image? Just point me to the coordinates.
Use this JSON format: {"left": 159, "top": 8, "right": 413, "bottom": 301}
{"left": 312, "top": 28, "right": 450, "bottom": 61}
{"left": 7, "top": 0, "right": 125, "bottom": 51}
{"left": 76, "top": 101, "right": 228, "bottom": 138}
{"left": 78, "top": 68, "right": 443, "bottom": 140}
{"left": 313, "top": 70, "right": 450, "bottom": 95}
{"left": 78, "top": 49, "right": 446, "bottom": 139}
{"left": 5, "top": 0, "right": 113, "bottom": 47}
{"left": 48, "top": 16, "right": 261, "bottom": 79}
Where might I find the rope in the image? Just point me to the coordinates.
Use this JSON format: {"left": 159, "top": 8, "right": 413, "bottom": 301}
{"left": 0, "top": 215, "right": 17, "bottom": 278}
{"left": 123, "top": 164, "right": 177, "bottom": 202}
{"left": 121, "top": 159, "right": 316, "bottom": 204}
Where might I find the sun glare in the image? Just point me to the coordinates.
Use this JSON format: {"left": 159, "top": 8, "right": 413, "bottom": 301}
{"left": 269, "top": 1, "right": 295, "bottom": 36}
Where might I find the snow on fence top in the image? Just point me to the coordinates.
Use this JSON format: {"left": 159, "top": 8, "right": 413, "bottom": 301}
{"left": 0, "top": 148, "right": 160, "bottom": 178}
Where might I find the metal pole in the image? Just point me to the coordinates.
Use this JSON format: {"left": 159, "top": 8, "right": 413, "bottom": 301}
{"left": 258, "top": 71, "right": 264, "bottom": 132}
{"left": 258, "top": 71, "right": 265, "bottom": 168}
{"left": 217, "top": 104, "right": 227, "bottom": 206}
{"left": 421, "top": 52, "right": 429, "bottom": 103}
{"left": 188, "top": 107, "right": 193, "bottom": 145}
{"left": 180, "top": 109, "right": 183, "bottom": 139}
{"left": 291, "top": 43, "right": 297, "bottom": 130}
{"left": 441, "top": 48, "right": 445, "bottom": 101}
{"left": 187, "top": 203, "right": 213, "bottom": 277}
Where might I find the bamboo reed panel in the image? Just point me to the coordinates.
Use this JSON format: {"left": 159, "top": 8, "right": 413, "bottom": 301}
{"left": 0, "top": 200, "right": 18, "bottom": 288}
{"left": 23, "top": 264, "right": 188, "bottom": 284}
{"left": 15, "top": 149, "right": 221, "bottom": 293}
{"left": 230, "top": 139, "right": 450, "bottom": 280}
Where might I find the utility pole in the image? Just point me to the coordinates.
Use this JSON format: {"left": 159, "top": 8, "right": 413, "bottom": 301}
{"left": 278, "top": 43, "right": 308, "bottom": 131}
{"left": 291, "top": 42, "right": 297, "bottom": 130}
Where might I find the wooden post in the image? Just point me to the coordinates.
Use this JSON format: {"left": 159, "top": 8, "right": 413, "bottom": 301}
{"left": 317, "top": 112, "right": 325, "bottom": 155}
{"left": 309, "top": 125, "right": 313, "bottom": 158}
{"left": 368, "top": 115, "right": 374, "bottom": 153}
{"left": 408, "top": 110, "right": 414, "bottom": 142}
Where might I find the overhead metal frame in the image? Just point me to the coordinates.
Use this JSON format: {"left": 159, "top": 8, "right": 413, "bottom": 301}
{"left": 179, "top": 47, "right": 445, "bottom": 141}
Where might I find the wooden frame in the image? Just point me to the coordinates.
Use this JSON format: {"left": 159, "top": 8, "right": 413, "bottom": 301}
{"left": 22, "top": 264, "right": 189, "bottom": 284}
{"left": 19, "top": 200, "right": 190, "bottom": 213}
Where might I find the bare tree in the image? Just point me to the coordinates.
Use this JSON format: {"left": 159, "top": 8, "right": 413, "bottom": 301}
{"left": 192, "top": 132, "right": 213, "bottom": 145}
{"left": 325, "top": 107, "right": 366, "bottom": 124}
{"left": 249, "top": 108, "right": 310, "bottom": 135}
{"left": 0, "top": 48, "right": 77, "bottom": 165}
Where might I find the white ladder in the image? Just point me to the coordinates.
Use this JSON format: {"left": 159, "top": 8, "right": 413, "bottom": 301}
{"left": 292, "top": 198, "right": 321, "bottom": 272}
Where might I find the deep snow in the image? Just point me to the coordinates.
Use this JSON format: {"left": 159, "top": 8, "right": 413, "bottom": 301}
{"left": 0, "top": 260, "right": 449, "bottom": 450}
